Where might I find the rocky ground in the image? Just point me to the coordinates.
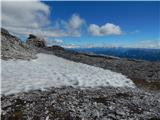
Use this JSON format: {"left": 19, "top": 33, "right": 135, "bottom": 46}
{"left": 1, "top": 87, "right": 160, "bottom": 120}
{"left": 1, "top": 28, "right": 160, "bottom": 120}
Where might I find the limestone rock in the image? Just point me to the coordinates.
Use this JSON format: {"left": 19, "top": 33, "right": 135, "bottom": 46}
{"left": 26, "top": 34, "right": 46, "bottom": 48}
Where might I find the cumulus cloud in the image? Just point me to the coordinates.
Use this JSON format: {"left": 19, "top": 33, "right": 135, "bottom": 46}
{"left": 2, "top": 1, "right": 123, "bottom": 38}
{"left": 50, "top": 39, "right": 63, "bottom": 44}
{"left": 2, "top": 1, "right": 50, "bottom": 29}
{"left": 62, "top": 44, "right": 80, "bottom": 48}
{"left": 69, "top": 14, "right": 85, "bottom": 30}
{"left": 53, "top": 14, "right": 85, "bottom": 37}
{"left": 2, "top": 1, "right": 85, "bottom": 38}
{"left": 3, "top": 26, "right": 68, "bottom": 38}
{"left": 47, "top": 39, "right": 64, "bottom": 46}
{"left": 88, "top": 23, "right": 123, "bottom": 36}
{"left": 61, "top": 14, "right": 85, "bottom": 37}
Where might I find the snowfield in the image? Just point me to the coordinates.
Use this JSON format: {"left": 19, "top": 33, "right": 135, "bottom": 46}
{"left": 2, "top": 53, "right": 135, "bottom": 95}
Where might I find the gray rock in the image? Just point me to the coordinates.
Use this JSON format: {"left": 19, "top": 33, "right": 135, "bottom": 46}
{"left": 1, "top": 28, "right": 37, "bottom": 60}
{"left": 26, "top": 34, "right": 46, "bottom": 48}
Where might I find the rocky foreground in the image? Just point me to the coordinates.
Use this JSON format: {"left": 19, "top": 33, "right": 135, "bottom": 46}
{"left": 1, "top": 28, "right": 160, "bottom": 119}
{"left": 1, "top": 87, "right": 160, "bottom": 120}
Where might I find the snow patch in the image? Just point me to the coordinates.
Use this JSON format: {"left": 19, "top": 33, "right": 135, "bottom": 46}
{"left": 2, "top": 53, "right": 135, "bottom": 95}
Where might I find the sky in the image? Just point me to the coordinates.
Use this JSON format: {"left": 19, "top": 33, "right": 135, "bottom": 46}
{"left": 1, "top": 1, "right": 160, "bottom": 48}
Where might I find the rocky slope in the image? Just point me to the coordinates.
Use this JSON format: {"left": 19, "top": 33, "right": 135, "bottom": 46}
{"left": 1, "top": 28, "right": 37, "bottom": 60}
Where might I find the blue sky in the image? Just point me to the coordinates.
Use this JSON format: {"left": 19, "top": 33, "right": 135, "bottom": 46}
{"left": 44, "top": 1, "right": 160, "bottom": 48}
{"left": 2, "top": 1, "right": 160, "bottom": 48}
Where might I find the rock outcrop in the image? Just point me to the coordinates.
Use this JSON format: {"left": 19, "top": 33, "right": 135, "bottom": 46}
{"left": 1, "top": 28, "right": 37, "bottom": 60}
{"left": 26, "top": 34, "right": 46, "bottom": 48}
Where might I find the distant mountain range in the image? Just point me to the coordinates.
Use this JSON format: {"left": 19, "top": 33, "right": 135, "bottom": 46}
{"left": 70, "top": 47, "right": 160, "bottom": 61}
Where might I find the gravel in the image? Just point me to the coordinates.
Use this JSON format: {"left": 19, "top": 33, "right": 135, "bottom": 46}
{"left": 1, "top": 87, "right": 160, "bottom": 120}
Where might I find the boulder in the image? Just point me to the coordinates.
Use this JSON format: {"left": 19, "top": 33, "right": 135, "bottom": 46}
{"left": 26, "top": 34, "right": 46, "bottom": 48}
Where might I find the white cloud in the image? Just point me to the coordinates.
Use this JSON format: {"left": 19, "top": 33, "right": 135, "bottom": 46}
{"left": 54, "top": 14, "right": 85, "bottom": 37}
{"left": 46, "top": 39, "right": 64, "bottom": 46}
{"left": 69, "top": 14, "right": 85, "bottom": 29}
{"left": 88, "top": 24, "right": 100, "bottom": 36}
{"left": 88, "top": 23, "right": 123, "bottom": 36}
{"left": 54, "top": 39, "right": 63, "bottom": 44}
{"left": 3, "top": 26, "right": 68, "bottom": 38}
{"left": 62, "top": 44, "right": 80, "bottom": 48}
{"left": 2, "top": 2, "right": 123, "bottom": 38}
{"left": 2, "top": 1, "right": 50, "bottom": 29}
{"left": 60, "top": 14, "right": 85, "bottom": 37}
{"left": 2, "top": 1, "right": 85, "bottom": 38}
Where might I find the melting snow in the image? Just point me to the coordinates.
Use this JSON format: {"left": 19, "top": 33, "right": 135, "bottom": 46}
{"left": 1, "top": 53, "right": 135, "bottom": 95}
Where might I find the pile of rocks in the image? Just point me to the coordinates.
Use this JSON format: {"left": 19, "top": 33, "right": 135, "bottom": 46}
{"left": 1, "top": 28, "right": 37, "bottom": 60}
{"left": 1, "top": 87, "right": 160, "bottom": 120}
